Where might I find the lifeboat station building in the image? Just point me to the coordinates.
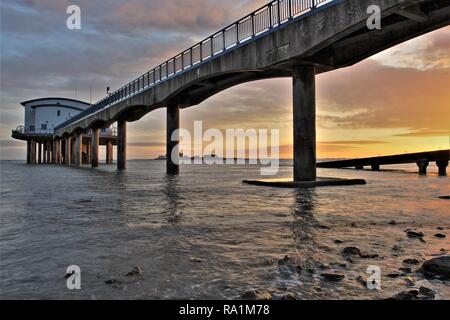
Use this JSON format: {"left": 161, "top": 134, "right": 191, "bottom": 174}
{"left": 12, "top": 98, "right": 117, "bottom": 165}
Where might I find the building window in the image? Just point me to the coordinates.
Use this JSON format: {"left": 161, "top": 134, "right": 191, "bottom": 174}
{"left": 41, "top": 124, "right": 47, "bottom": 130}
{"left": 57, "top": 110, "right": 61, "bottom": 116}
{"left": 29, "top": 125, "right": 35, "bottom": 132}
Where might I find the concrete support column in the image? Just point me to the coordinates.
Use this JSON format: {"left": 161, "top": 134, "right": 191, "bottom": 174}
{"left": 436, "top": 159, "right": 448, "bottom": 176}
{"left": 355, "top": 164, "right": 364, "bottom": 170}
{"left": 106, "top": 141, "right": 114, "bottom": 164}
{"left": 47, "top": 141, "right": 52, "bottom": 164}
{"left": 87, "top": 140, "right": 91, "bottom": 165}
{"left": 52, "top": 140, "right": 56, "bottom": 164}
{"left": 117, "top": 120, "right": 127, "bottom": 171}
{"left": 293, "top": 65, "right": 316, "bottom": 181}
{"left": 65, "top": 137, "right": 71, "bottom": 165}
{"left": 30, "top": 140, "right": 36, "bottom": 164}
{"left": 43, "top": 142, "right": 47, "bottom": 164}
{"left": 417, "top": 159, "right": 429, "bottom": 175}
{"left": 166, "top": 104, "right": 180, "bottom": 175}
{"left": 91, "top": 129, "right": 99, "bottom": 167}
{"left": 75, "top": 132, "right": 83, "bottom": 167}
{"left": 55, "top": 139, "right": 60, "bottom": 164}
{"left": 38, "top": 143, "right": 42, "bottom": 164}
{"left": 27, "top": 140, "right": 31, "bottom": 164}
{"left": 371, "top": 164, "right": 380, "bottom": 171}
{"left": 71, "top": 138, "right": 76, "bottom": 165}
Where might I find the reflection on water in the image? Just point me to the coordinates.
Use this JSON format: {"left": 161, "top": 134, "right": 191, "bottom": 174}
{"left": 0, "top": 160, "right": 448, "bottom": 299}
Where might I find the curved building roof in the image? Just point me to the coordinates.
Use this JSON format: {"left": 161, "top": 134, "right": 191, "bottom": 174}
{"left": 20, "top": 97, "right": 91, "bottom": 107}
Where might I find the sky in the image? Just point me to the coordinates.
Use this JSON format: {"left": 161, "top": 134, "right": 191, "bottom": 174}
{"left": 1, "top": 0, "right": 449, "bottom": 160}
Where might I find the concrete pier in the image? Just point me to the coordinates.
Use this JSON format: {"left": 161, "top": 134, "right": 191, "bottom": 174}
{"left": 91, "top": 128, "right": 99, "bottom": 167}
{"left": 30, "top": 140, "right": 36, "bottom": 164}
{"left": 46, "top": 141, "right": 51, "bottom": 164}
{"left": 436, "top": 159, "right": 448, "bottom": 176}
{"left": 75, "top": 132, "right": 83, "bottom": 166}
{"left": 38, "top": 143, "right": 42, "bottom": 164}
{"left": 55, "top": 139, "right": 61, "bottom": 164}
{"left": 166, "top": 104, "right": 180, "bottom": 175}
{"left": 86, "top": 140, "right": 91, "bottom": 165}
{"left": 293, "top": 65, "right": 316, "bottom": 182}
{"left": 117, "top": 120, "right": 127, "bottom": 170}
{"left": 106, "top": 141, "right": 113, "bottom": 164}
{"left": 417, "top": 159, "right": 429, "bottom": 175}
{"left": 26, "top": 140, "right": 31, "bottom": 164}
{"left": 65, "top": 137, "right": 71, "bottom": 165}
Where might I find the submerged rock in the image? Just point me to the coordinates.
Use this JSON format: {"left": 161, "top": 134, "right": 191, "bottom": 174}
{"left": 399, "top": 267, "right": 412, "bottom": 274}
{"left": 342, "top": 247, "right": 361, "bottom": 256}
{"left": 434, "top": 233, "right": 446, "bottom": 239}
{"left": 419, "top": 286, "right": 436, "bottom": 299}
{"left": 403, "top": 258, "right": 420, "bottom": 265}
{"left": 105, "top": 279, "right": 120, "bottom": 285}
{"left": 406, "top": 230, "right": 424, "bottom": 239}
{"left": 241, "top": 290, "right": 272, "bottom": 300}
{"left": 421, "top": 256, "right": 450, "bottom": 279}
{"left": 126, "top": 266, "right": 143, "bottom": 276}
{"left": 388, "top": 287, "right": 435, "bottom": 300}
{"left": 387, "top": 290, "right": 419, "bottom": 300}
{"left": 321, "top": 272, "right": 345, "bottom": 282}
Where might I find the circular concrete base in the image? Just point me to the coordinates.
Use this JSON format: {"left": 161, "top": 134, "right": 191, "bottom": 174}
{"left": 243, "top": 177, "right": 366, "bottom": 188}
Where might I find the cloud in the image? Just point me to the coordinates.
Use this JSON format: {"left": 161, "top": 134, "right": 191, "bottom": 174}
{"left": 318, "top": 140, "right": 389, "bottom": 145}
{"left": 394, "top": 129, "right": 450, "bottom": 137}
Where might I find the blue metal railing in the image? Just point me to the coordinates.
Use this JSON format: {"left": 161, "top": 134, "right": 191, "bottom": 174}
{"left": 55, "top": 0, "right": 334, "bottom": 131}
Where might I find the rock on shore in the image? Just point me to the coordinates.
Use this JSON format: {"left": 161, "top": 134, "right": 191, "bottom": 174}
{"left": 421, "top": 256, "right": 450, "bottom": 279}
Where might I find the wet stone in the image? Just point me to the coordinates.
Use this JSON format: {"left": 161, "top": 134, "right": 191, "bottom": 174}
{"left": 421, "top": 256, "right": 450, "bottom": 279}
{"left": 126, "top": 266, "right": 143, "bottom": 277}
{"left": 403, "top": 258, "right": 420, "bottom": 265}
{"left": 242, "top": 290, "right": 272, "bottom": 300}
{"left": 406, "top": 230, "right": 424, "bottom": 239}
{"left": 321, "top": 272, "right": 345, "bottom": 282}
{"left": 434, "top": 233, "right": 446, "bottom": 239}
{"left": 342, "top": 247, "right": 361, "bottom": 256}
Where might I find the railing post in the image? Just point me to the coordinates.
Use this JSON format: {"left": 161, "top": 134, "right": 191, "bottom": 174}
{"left": 251, "top": 13, "right": 255, "bottom": 36}
{"left": 288, "top": 0, "right": 292, "bottom": 19}
{"left": 277, "top": 0, "right": 281, "bottom": 25}
{"left": 312, "top": 0, "right": 316, "bottom": 9}
{"left": 236, "top": 22, "right": 239, "bottom": 43}
{"left": 200, "top": 43, "right": 203, "bottom": 61}
{"left": 269, "top": 3, "right": 273, "bottom": 27}
{"left": 222, "top": 31, "right": 226, "bottom": 51}
{"left": 210, "top": 36, "right": 214, "bottom": 56}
